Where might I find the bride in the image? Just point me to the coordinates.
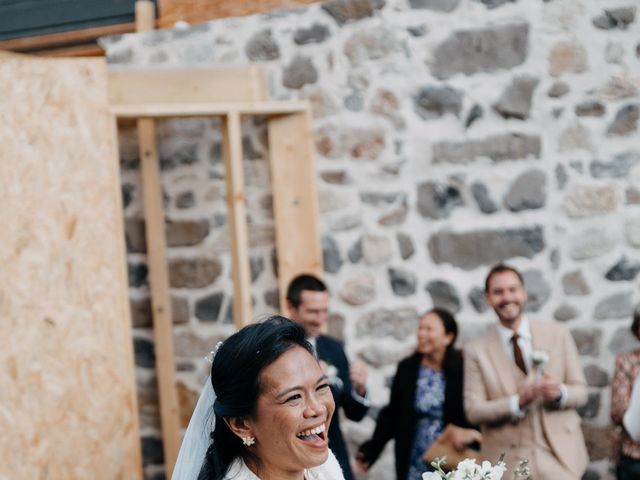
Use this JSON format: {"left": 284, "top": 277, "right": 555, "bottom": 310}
{"left": 172, "top": 316, "right": 345, "bottom": 480}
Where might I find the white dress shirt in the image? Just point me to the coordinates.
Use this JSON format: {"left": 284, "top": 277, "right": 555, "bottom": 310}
{"left": 496, "top": 316, "right": 567, "bottom": 418}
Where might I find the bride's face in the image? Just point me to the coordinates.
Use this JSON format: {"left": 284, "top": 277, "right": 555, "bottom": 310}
{"left": 247, "top": 345, "right": 335, "bottom": 477}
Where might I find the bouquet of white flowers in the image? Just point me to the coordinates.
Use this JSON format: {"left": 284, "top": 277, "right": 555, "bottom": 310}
{"left": 422, "top": 456, "right": 531, "bottom": 480}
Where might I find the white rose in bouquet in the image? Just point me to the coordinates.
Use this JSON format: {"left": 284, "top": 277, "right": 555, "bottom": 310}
{"left": 423, "top": 456, "right": 530, "bottom": 480}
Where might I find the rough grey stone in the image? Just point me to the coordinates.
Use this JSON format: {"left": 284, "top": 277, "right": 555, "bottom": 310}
{"left": 547, "top": 81, "right": 569, "bottom": 98}
{"left": 584, "top": 365, "right": 610, "bottom": 387}
{"left": 575, "top": 100, "right": 606, "bottom": 117}
{"left": 407, "top": 25, "right": 428, "bottom": 37}
{"left": 166, "top": 220, "right": 209, "bottom": 247}
{"left": 503, "top": 169, "right": 546, "bottom": 212}
{"left": 294, "top": 23, "right": 331, "bottom": 45}
{"left": 471, "top": 182, "right": 498, "bottom": 214}
{"left": 340, "top": 274, "right": 376, "bottom": 305}
{"left": 432, "top": 133, "right": 541, "bottom": 164}
{"left": 417, "top": 181, "right": 464, "bottom": 219}
{"left": 473, "top": 0, "right": 514, "bottom": 8}
{"left": 627, "top": 188, "right": 640, "bottom": 205}
{"left": 604, "top": 40, "right": 624, "bottom": 64}
{"left": 590, "top": 151, "right": 640, "bottom": 178}
{"left": 130, "top": 297, "right": 189, "bottom": 328}
{"left": 555, "top": 164, "right": 568, "bottom": 190}
{"left": 554, "top": 304, "right": 579, "bottom": 322}
{"left": 425, "top": 280, "right": 461, "bottom": 313}
{"left": 328, "top": 313, "right": 346, "bottom": 342}
{"left": 522, "top": 269, "right": 551, "bottom": 312}
{"left": 344, "top": 92, "right": 364, "bottom": 111}
{"left": 571, "top": 328, "right": 601, "bottom": 356}
{"left": 562, "top": 185, "right": 617, "bottom": 218}
{"left": 356, "top": 307, "right": 419, "bottom": 341}
{"left": 593, "top": 7, "right": 636, "bottom": 30}
{"left": 625, "top": 217, "right": 640, "bottom": 247}
{"left": 378, "top": 198, "right": 408, "bottom": 226}
{"left": 558, "top": 122, "right": 592, "bottom": 153}
{"left": 357, "top": 344, "right": 410, "bottom": 368}
{"left": 344, "top": 27, "right": 399, "bottom": 65}
{"left": 173, "top": 331, "right": 227, "bottom": 358}
{"left": 175, "top": 191, "right": 195, "bottom": 209}
{"left": 562, "top": 270, "right": 591, "bottom": 295}
{"left": 125, "top": 219, "right": 146, "bottom": 253}
{"left": 607, "top": 104, "right": 639, "bottom": 136}
{"left": 360, "top": 192, "right": 402, "bottom": 206}
{"left": 348, "top": 238, "right": 363, "bottom": 263}
{"left": 322, "top": 0, "right": 385, "bottom": 25}
{"left": 493, "top": 75, "right": 539, "bottom": 120}
{"left": 465, "top": 104, "right": 483, "bottom": 129}
{"left": 608, "top": 325, "right": 640, "bottom": 355}
{"left": 549, "top": 41, "right": 588, "bottom": 77}
{"left": 169, "top": 258, "right": 222, "bottom": 288}
{"left": 568, "top": 227, "right": 618, "bottom": 260}
{"left": 598, "top": 76, "right": 638, "bottom": 100}
{"left": 322, "top": 236, "right": 343, "bottom": 273}
{"left": 389, "top": 267, "right": 417, "bottom": 297}
{"left": 250, "top": 256, "right": 264, "bottom": 283}
{"left": 245, "top": 30, "right": 280, "bottom": 61}
{"left": 122, "top": 184, "right": 134, "bottom": 209}
{"left": 330, "top": 212, "right": 362, "bottom": 232}
{"left": 605, "top": 256, "right": 640, "bottom": 281}
{"left": 134, "top": 337, "right": 155, "bottom": 368}
{"left": 321, "top": 170, "right": 352, "bottom": 185}
{"left": 430, "top": 23, "right": 529, "bottom": 80}
{"left": 264, "top": 289, "right": 280, "bottom": 310}
{"left": 141, "top": 436, "right": 164, "bottom": 466}
{"left": 362, "top": 235, "right": 392, "bottom": 265}
{"left": 593, "top": 291, "right": 633, "bottom": 319}
{"left": 413, "top": 86, "right": 463, "bottom": 120}
{"left": 128, "top": 263, "right": 148, "bottom": 288}
{"left": 468, "top": 287, "right": 489, "bottom": 313}
{"left": 315, "top": 124, "right": 385, "bottom": 160}
{"left": 397, "top": 232, "right": 415, "bottom": 260}
{"left": 577, "top": 392, "right": 600, "bottom": 419}
{"left": 408, "top": 0, "right": 461, "bottom": 12}
{"left": 283, "top": 55, "right": 318, "bottom": 89}
{"left": 550, "top": 248, "right": 561, "bottom": 271}
{"left": 428, "top": 226, "right": 545, "bottom": 270}
{"left": 195, "top": 293, "right": 225, "bottom": 322}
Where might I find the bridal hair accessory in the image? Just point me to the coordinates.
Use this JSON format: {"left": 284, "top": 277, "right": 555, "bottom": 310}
{"left": 206, "top": 341, "right": 224, "bottom": 364}
{"left": 242, "top": 436, "right": 255, "bottom": 446}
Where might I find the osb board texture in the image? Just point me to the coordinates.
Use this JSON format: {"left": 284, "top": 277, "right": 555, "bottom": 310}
{"left": 0, "top": 55, "right": 141, "bottom": 480}
{"left": 158, "top": 0, "right": 321, "bottom": 27}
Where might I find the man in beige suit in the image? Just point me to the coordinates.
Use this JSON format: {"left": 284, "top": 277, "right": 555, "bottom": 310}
{"left": 464, "top": 264, "right": 588, "bottom": 479}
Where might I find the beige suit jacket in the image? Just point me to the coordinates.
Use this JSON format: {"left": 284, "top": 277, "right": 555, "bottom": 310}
{"left": 464, "top": 320, "right": 588, "bottom": 478}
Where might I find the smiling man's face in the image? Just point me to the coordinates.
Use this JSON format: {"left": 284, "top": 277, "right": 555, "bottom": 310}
{"left": 485, "top": 270, "right": 527, "bottom": 329}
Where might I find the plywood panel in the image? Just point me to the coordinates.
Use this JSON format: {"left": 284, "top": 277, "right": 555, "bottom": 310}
{"left": 268, "top": 110, "right": 323, "bottom": 311}
{"left": 157, "top": 0, "right": 321, "bottom": 28}
{"left": 0, "top": 54, "right": 142, "bottom": 479}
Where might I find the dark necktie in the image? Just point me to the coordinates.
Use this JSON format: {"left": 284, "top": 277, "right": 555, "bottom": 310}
{"left": 511, "top": 333, "right": 528, "bottom": 375}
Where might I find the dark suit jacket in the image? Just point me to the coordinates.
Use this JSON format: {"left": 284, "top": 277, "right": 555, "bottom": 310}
{"left": 315, "top": 335, "right": 368, "bottom": 480}
{"left": 357, "top": 351, "right": 471, "bottom": 480}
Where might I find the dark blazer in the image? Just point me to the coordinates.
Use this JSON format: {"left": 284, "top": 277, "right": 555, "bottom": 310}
{"left": 357, "top": 350, "right": 471, "bottom": 480}
{"left": 315, "top": 335, "right": 369, "bottom": 480}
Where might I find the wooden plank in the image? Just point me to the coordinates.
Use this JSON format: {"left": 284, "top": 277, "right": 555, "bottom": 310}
{"left": 157, "top": 0, "right": 321, "bottom": 28}
{"left": 108, "top": 66, "right": 267, "bottom": 106}
{"left": 221, "top": 111, "right": 253, "bottom": 328}
{"left": 111, "top": 100, "right": 308, "bottom": 118}
{"left": 0, "top": 55, "right": 141, "bottom": 480}
{"left": 0, "top": 22, "right": 135, "bottom": 53}
{"left": 267, "top": 110, "right": 323, "bottom": 311}
{"left": 134, "top": 1, "right": 180, "bottom": 477}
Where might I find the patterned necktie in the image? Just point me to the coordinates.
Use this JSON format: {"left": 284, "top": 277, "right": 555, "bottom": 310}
{"left": 511, "top": 333, "right": 528, "bottom": 375}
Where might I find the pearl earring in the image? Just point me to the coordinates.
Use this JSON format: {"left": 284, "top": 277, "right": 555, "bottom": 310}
{"left": 242, "top": 436, "right": 255, "bottom": 446}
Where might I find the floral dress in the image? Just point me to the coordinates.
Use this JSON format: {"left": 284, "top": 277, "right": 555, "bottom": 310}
{"left": 407, "top": 365, "right": 446, "bottom": 480}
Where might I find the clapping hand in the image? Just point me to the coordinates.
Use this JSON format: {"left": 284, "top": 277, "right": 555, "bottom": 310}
{"left": 450, "top": 428, "right": 483, "bottom": 451}
{"left": 539, "top": 372, "right": 562, "bottom": 403}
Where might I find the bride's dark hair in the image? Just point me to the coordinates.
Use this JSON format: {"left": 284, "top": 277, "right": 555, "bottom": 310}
{"left": 198, "top": 316, "right": 313, "bottom": 480}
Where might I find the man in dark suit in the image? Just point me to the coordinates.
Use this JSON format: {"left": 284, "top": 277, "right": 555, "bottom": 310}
{"left": 286, "top": 274, "right": 369, "bottom": 480}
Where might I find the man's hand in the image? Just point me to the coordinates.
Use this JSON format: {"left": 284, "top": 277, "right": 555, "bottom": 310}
{"left": 450, "top": 428, "right": 483, "bottom": 451}
{"left": 350, "top": 360, "right": 368, "bottom": 397}
{"left": 539, "top": 372, "right": 562, "bottom": 403}
{"left": 518, "top": 382, "right": 540, "bottom": 409}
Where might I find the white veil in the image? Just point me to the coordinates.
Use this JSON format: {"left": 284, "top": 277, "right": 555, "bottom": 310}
{"left": 172, "top": 376, "right": 216, "bottom": 480}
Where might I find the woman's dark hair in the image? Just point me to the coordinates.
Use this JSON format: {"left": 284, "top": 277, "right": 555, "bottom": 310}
{"left": 421, "top": 308, "right": 459, "bottom": 370}
{"left": 198, "top": 316, "right": 313, "bottom": 480}
{"left": 632, "top": 304, "right": 640, "bottom": 341}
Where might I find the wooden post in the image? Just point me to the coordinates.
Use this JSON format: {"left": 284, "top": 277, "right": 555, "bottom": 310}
{"left": 135, "top": 1, "right": 181, "bottom": 476}
{"left": 221, "top": 111, "right": 253, "bottom": 328}
{"left": 268, "top": 110, "right": 323, "bottom": 311}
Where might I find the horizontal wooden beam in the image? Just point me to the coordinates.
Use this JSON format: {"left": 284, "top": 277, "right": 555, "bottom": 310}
{"left": 111, "top": 100, "right": 309, "bottom": 118}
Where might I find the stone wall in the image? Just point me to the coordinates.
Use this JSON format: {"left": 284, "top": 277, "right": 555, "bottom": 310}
{"left": 102, "top": 1, "right": 640, "bottom": 478}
